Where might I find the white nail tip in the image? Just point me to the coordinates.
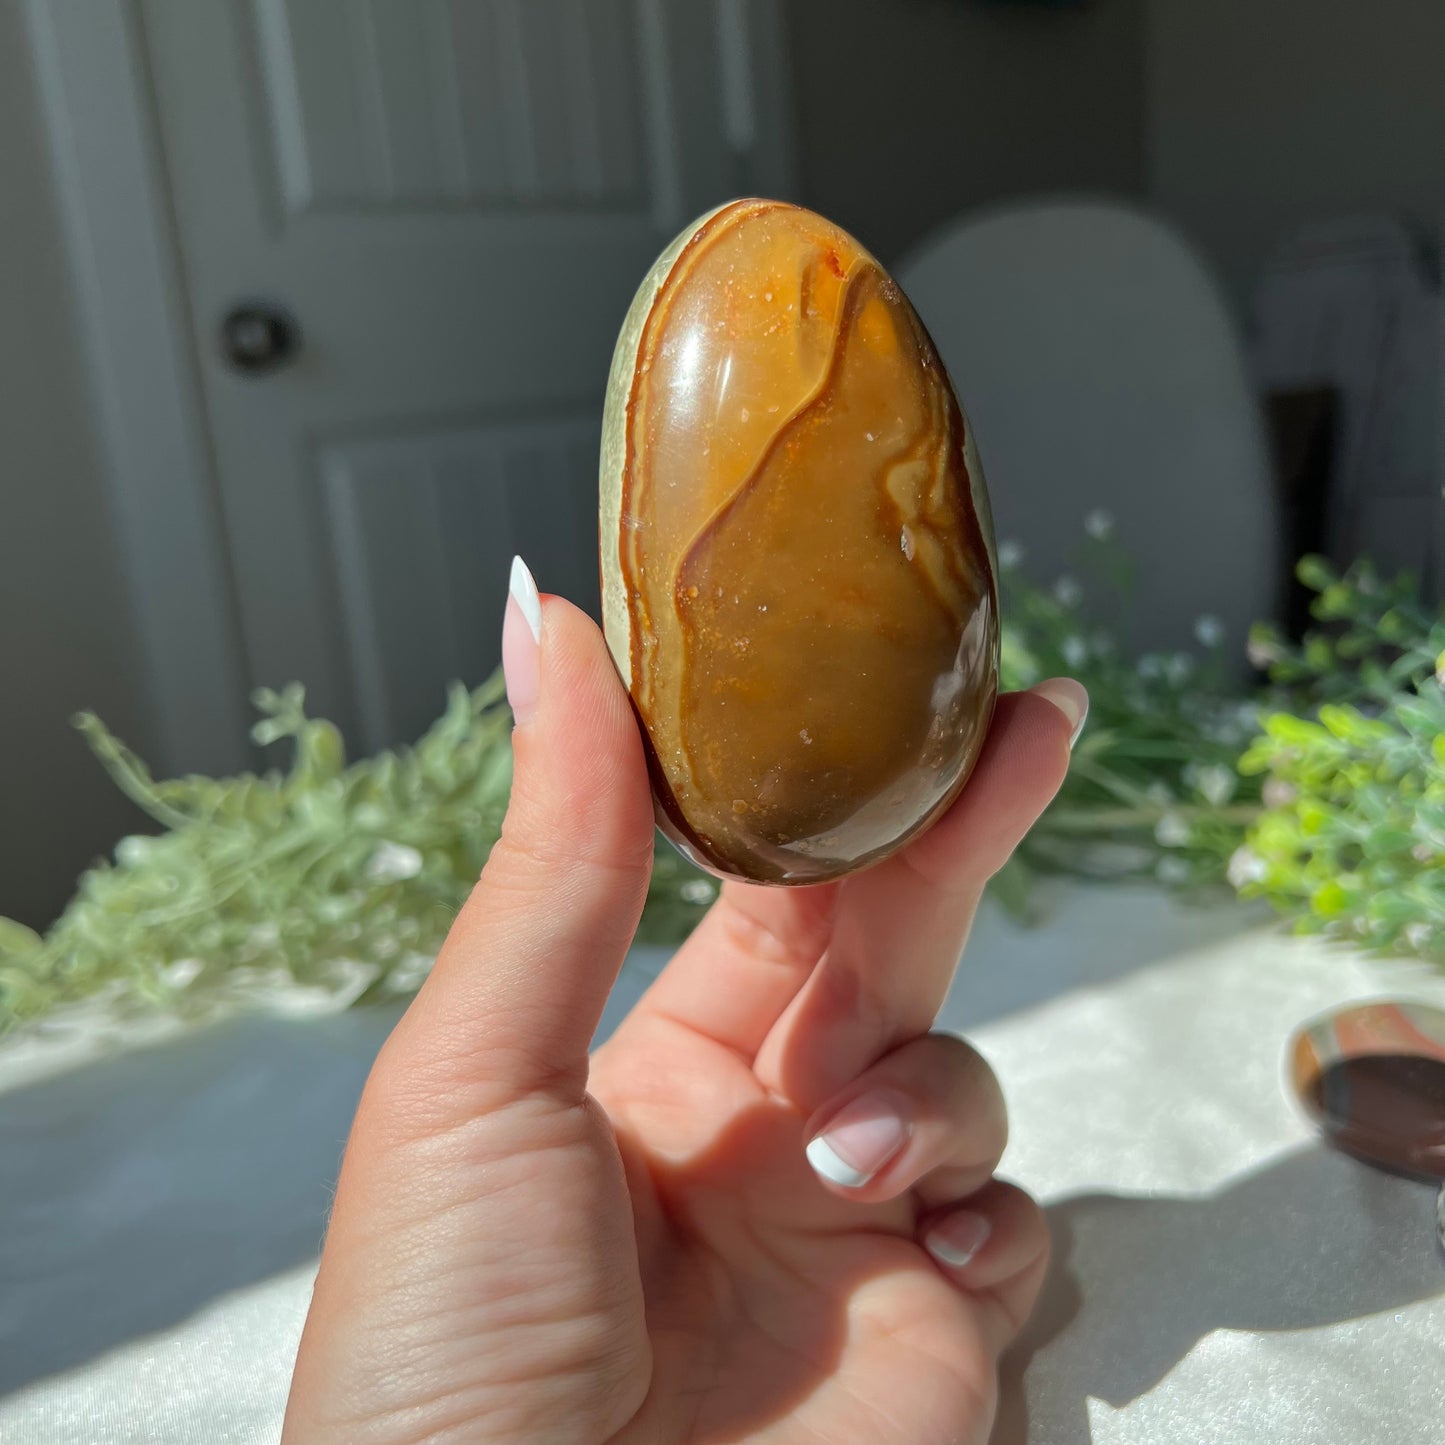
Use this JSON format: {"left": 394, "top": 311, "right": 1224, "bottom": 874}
{"left": 509, "top": 555, "right": 542, "bottom": 644}
{"left": 926, "top": 1235, "right": 982, "bottom": 1269}
{"left": 806, "top": 1135, "right": 872, "bottom": 1189}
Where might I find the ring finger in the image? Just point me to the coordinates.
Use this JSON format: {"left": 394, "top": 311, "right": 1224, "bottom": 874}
{"left": 801, "top": 1031, "right": 1008, "bottom": 1207}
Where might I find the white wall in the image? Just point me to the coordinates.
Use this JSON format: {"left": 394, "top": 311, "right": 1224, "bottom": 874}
{"left": 0, "top": 4, "right": 156, "bottom": 928}
{"left": 1146, "top": 0, "right": 1445, "bottom": 302}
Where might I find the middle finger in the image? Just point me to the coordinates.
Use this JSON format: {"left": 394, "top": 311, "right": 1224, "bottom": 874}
{"left": 756, "top": 683, "right": 1082, "bottom": 1107}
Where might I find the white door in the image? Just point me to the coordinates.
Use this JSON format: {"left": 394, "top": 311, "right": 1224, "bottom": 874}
{"left": 138, "top": 0, "right": 794, "bottom": 750}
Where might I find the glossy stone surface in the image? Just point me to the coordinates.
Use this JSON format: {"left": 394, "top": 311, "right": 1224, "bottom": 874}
{"left": 1290, "top": 1001, "right": 1445, "bottom": 1182}
{"left": 600, "top": 199, "right": 998, "bottom": 884}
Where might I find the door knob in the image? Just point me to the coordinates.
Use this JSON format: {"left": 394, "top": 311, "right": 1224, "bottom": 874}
{"left": 220, "top": 302, "right": 300, "bottom": 375}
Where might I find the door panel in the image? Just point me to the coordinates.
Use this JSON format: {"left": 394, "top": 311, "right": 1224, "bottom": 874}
{"left": 254, "top": 0, "right": 649, "bottom": 212}
{"left": 139, "top": 0, "right": 793, "bottom": 747}
{"left": 322, "top": 413, "right": 598, "bottom": 750}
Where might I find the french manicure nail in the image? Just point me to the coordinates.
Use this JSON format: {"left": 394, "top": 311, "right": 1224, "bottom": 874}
{"left": 805, "top": 1092, "right": 911, "bottom": 1189}
{"left": 1029, "top": 676, "right": 1089, "bottom": 748}
{"left": 503, "top": 555, "right": 542, "bottom": 725}
{"left": 925, "top": 1209, "right": 992, "bottom": 1268}
{"left": 509, "top": 555, "right": 542, "bottom": 643}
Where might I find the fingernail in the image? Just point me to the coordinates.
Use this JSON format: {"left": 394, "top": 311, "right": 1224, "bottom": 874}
{"left": 805, "top": 1092, "right": 911, "bottom": 1188}
{"left": 1029, "top": 677, "right": 1089, "bottom": 748}
{"left": 503, "top": 555, "right": 542, "bottom": 725}
{"left": 925, "top": 1209, "right": 992, "bottom": 1269}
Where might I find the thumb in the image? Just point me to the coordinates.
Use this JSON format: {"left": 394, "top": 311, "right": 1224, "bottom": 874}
{"left": 379, "top": 556, "right": 656, "bottom": 1120}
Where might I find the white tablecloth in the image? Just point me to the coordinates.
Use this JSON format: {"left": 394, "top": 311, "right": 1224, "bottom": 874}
{"left": 2, "top": 884, "right": 1442, "bottom": 1444}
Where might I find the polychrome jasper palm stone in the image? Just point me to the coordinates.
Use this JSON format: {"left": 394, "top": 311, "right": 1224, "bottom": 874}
{"left": 600, "top": 199, "right": 998, "bottom": 885}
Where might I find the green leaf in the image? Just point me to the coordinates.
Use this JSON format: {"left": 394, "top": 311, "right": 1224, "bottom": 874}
{"left": 1264, "top": 713, "right": 1328, "bottom": 747}
{"left": 1297, "top": 554, "right": 1336, "bottom": 592}
{"left": 0, "top": 918, "right": 43, "bottom": 958}
{"left": 1310, "top": 880, "right": 1351, "bottom": 917}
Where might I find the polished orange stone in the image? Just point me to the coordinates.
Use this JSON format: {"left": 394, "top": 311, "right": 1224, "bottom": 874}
{"left": 1290, "top": 1001, "right": 1445, "bottom": 1182}
{"left": 600, "top": 199, "right": 998, "bottom": 884}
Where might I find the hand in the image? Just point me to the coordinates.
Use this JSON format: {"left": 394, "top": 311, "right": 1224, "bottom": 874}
{"left": 283, "top": 565, "right": 1085, "bottom": 1444}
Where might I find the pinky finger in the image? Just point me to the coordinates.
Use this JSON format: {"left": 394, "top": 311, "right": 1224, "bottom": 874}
{"left": 920, "top": 1179, "right": 1051, "bottom": 1356}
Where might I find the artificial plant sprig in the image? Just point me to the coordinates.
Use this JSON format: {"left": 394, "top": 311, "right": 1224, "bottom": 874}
{"left": 3, "top": 541, "right": 1443, "bottom": 1036}
{"left": 991, "top": 515, "right": 1263, "bottom": 915}
{"left": 0, "top": 674, "right": 718, "bottom": 1032}
{"left": 1233, "top": 556, "right": 1445, "bottom": 964}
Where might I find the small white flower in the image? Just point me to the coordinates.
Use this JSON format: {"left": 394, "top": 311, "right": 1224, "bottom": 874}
{"left": 384, "top": 953, "right": 436, "bottom": 994}
{"left": 1194, "top": 614, "right": 1224, "bottom": 648}
{"left": 1053, "top": 575, "right": 1082, "bottom": 607}
{"left": 681, "top": 879, "right": 717, "bottom": 905}
{"left": 1262, "top": 778, "right": 1296, "bottom": 809}
{"left": 1247, "top": 635, "right": 1280, "bottom": 670}
{"left": 1201, "top": 706, "right": 1250, "bottom": 743}
{"left": 365, "top": 841, "right": 424, "bottom": 884}
{"left": 1155, "top": 812, "right": 1192, "bottom": 847}
{"left": 160, "top": 958, "right": 203, "bottom": 989}
{"left": 245, "top": 921, "right": 281, "bottom": 951}
{"left": 1146, "top": 781, "right": 1175, "bottom": 807}
{"left": 1138, "top": 655, "right": 1165, "bottom": 680}
{"left": 1084, "top": 509, "right": 1114, "bottom": 541}
{"left": 116, "top": 835, "right": 154, "bottom": 868}
{"left": 1062, "top": 634, "right": 1088, "bottom": 669}
{"left": 1405, "top": 922, "right": 1432, "bottom": 951}
{"left": 318, "top": 892, "right": 364, "bottom": 923}
{"left": 1227, "top": 846, "right": 1268, "bottom": 889}
{"left": 1166, "top": 652, "right": 1194, "bottom": 684}
{"left": 998, "top": 539, "right": 1025, "bottom": 569}
{"left": 1155, "top": 857, "right": 1191, "bottom": 886}
{"left": 1193, "top": 763, "right": 1236, "bottom": 807}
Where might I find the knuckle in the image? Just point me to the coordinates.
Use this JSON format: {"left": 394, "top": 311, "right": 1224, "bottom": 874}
{"left": 486, "top": 824, "right": 654, "bottom": 890}
{"left": 920, "top": 1032, "right": 1008, "bottom": 1156}
{"left": 921, "top": 1031, "right": 1003, "bottom": 1105}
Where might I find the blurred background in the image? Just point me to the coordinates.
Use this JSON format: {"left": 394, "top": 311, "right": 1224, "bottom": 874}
{"left": 3, "top": 0, "right": 1442, "bottom": 930}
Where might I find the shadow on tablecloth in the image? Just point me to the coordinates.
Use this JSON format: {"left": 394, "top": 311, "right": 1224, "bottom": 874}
{"left": 0, "top": 890, "right": 1353, "bottom": 1422}
{"left": 992, "top": 1145, "right": 1443, "bottom": 1443}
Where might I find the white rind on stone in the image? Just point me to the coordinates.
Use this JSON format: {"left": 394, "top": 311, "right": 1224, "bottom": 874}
{"left": 598, "top": 200, "right": 747, "bottom": 692}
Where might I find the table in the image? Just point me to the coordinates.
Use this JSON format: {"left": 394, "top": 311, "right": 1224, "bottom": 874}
{"left": 2, "top": 884, "right": 1442, "bottom": 1444}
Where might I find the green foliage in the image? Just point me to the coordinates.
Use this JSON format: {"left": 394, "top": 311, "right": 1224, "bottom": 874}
{"left": 992, "top": 519, "right": 1261, "bottom": 914}
{"left": 3, "top": 534, "right": 1442, "bottom": 1035}
{"left": 0, "top": 675, "right": 715, "bottom": 1032}
{"left": 995, "top": 533, "right": 1445, "bottom": 965}
{"left": 1234, "top": 559, "right": 1445, "bottom": 964}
